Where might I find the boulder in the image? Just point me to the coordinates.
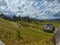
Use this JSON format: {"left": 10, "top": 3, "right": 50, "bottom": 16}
{"left": 43, "top": 23, "right": 55, "bottom": 31}
{"left": 0, "top": 40, "right": 5, "bottom": 45}
{"left": 54, "top": 28, "right": 60, "bottom": 45}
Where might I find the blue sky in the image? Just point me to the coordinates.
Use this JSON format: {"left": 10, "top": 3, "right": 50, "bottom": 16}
{"left": 0, "top": 0, "right": 60, "bottom": 20}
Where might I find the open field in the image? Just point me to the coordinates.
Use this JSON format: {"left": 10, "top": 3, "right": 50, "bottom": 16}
{"left": 0, "top": 18, "right": 60, "bottom": 45}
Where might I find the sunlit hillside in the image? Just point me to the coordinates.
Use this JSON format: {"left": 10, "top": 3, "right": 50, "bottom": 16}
{"left": 0, "top": 18, "right": 60, "bottom": 45}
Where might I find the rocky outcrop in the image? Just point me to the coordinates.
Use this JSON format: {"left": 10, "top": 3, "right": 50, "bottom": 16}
{"left": 0, "top": 40, "right": 5, "bottom": 45}
{"left": 43, "top": 23, "right": 55, "bottom": 31}
{"left": 54, "top": 27, "right": 60, "bottom": 45}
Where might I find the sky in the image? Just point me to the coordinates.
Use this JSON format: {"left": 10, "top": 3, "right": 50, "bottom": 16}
{"left": 0, "top": 0, "right": 60, "bottom": 20}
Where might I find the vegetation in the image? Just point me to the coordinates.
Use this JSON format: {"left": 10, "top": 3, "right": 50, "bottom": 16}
{"left": 0, "top": 14, "right": 60, "bottom": 45}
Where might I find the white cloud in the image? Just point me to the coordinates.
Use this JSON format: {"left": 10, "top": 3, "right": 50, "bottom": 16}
{"left": 0, "top": 0, "right": 60, "bottom": 20}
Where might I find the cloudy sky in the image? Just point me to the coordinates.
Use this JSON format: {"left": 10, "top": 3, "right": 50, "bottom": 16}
{"left": 0, "top": 0, "right": 60, "bottom": 20}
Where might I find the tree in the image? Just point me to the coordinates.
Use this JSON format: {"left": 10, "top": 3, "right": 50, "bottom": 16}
{"left": 12, "top": 15, "right": 18, "bottom": 21}
{"left": 0, "top": 13, "right": 10, "bottom": 20}
{"left": 18, "top": 16, "right": 23, "bottom": 21}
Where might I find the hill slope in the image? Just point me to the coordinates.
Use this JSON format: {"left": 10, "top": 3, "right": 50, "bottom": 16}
{"left": 0, "top": 18, "right": 60, "bottom": 45}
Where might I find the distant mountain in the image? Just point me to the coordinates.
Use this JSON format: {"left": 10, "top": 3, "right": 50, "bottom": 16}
{"left": 49, "top": 18, "right": 60, "bottom": 21}
{"left": 53, "top": 12, "right": 60, "bottom": 17}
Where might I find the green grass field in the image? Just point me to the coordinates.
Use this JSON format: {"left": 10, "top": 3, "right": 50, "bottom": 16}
{"left": 0, "top": 18, "right": 60, "bottom": 45}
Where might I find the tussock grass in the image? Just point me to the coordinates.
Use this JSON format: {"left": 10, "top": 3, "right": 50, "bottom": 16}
{"left": 0, "top": 18, "right": 59, "bottom": 45}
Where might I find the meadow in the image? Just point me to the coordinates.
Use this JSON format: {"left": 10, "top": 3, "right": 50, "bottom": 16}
{"left": 0, "top": 18, "right": 60, "bottom": 45}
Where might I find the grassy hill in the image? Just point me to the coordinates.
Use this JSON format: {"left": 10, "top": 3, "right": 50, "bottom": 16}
{"left": 0, "top": 18, "right": 60, "bottom": 45}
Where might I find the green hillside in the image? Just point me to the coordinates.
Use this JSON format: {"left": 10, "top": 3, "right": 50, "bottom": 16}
{"left": 0, "top": 18, "right": 60, "bottom": 45}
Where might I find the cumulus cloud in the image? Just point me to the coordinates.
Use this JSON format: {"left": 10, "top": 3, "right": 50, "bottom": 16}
{"left": 0, "top": 0, "right": 60, "bottom": 20}
{"left": 0, "top": 0, "right": 7, "bottom": 6}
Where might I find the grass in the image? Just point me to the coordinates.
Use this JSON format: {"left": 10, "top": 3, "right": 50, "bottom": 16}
{"left": 0, "top": 18, "right": 60, "bottom": 45}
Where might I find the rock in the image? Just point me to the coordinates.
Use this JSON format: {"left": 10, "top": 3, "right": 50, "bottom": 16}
{"left": 43, "top": 23, "right": 55, "bottom": 31}
{"left": 0, "top": 40, "right": 5, "bottom": 45}
{"left": 54, "top": 27, "right": 60, "bottom": 45}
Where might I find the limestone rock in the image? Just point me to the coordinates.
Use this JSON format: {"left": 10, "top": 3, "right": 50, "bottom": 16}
{"left": 0, "top": 41, "right": 5, "bottom": 45}
{"left": 54, "top": 28, "right": 60, "bottom": 45}
{"left": 43, "top": 23, "right": 55, "bottom": 31}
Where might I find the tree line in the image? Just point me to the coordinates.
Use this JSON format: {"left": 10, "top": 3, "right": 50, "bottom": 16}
{"left": 0, "top": 13, "right": 43, "bottom": 22}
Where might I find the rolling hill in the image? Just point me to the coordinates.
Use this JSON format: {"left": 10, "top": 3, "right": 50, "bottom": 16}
{"left": 0, "top": 18, "right": 60, "bottom": 45}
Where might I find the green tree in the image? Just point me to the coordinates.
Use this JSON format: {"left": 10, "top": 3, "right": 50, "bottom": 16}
{"left": 13, "top": 15, "right": 18, "bottom": 21}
